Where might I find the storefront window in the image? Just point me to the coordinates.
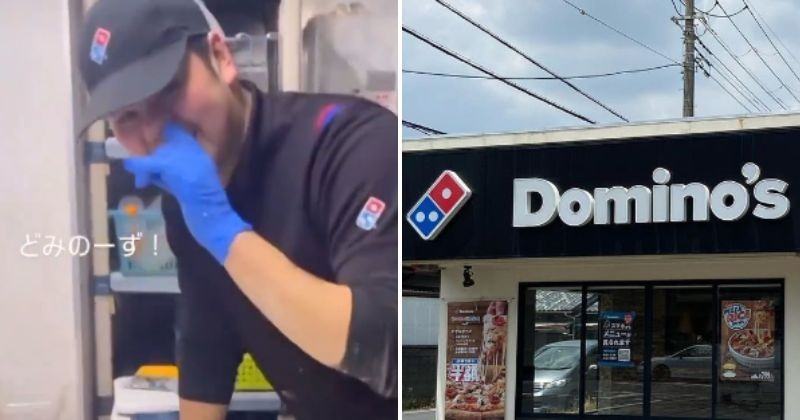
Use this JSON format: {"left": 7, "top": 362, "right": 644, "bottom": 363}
{"left": 651, "top": 286, "right": 713, "bottom": 417}
{"left": 519, "top": 288, "right": 583, "bottom": 415}
{"left": 517, "top": 281, "right": 783, "bottom": 419}
{"left": 584, "top": 287, "right": 645, "bottom": 416}
{"left": 717, "top": 285, "right": 782, "bottom": 419}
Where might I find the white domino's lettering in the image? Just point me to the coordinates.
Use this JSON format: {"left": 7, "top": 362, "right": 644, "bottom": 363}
{"left": 513, "top": 163, "right": 789, "bottom": 227}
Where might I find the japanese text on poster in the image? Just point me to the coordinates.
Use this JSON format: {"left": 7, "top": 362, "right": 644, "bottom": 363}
{"left": 445, "top": 301, "right": 508, "bottom": 419}
{"left": 599, "top": 311, "right": 636, "bottom": 367}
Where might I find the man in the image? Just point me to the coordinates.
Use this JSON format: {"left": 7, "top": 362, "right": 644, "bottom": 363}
{"left": 77, "top": 0, "right": 397, "bottom": 418}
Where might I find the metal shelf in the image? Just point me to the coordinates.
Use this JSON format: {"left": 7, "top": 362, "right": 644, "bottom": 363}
{"left": 230, "top": 390, "right": 282, "bottom": 412}
{"left": 112, "top": 376, "right": 280, "bottom": 416}
{"left": 110, "top": 272, "right": 180, "bottom": 294}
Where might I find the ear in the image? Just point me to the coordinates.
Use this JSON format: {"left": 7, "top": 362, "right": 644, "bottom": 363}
{"left": 207, "top": 31, "right": 238, "bottom": 85}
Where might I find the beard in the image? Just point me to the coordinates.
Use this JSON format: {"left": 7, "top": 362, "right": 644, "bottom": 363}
{"left": 211, "top": 84, "right": 250, "bottom": 184}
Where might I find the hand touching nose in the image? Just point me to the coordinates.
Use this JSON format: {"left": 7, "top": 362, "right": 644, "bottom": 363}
{"left": 123, "top": 122, "right": 251, "bottom": 263}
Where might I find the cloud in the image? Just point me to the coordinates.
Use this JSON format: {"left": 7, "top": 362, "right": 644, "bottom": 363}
{"left": 403, "top": 0, "right": 800, "bottom": 139}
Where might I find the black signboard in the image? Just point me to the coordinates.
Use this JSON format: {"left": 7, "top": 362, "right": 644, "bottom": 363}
{"left": 403, "top": 127, "right": 800, "bottom": 261}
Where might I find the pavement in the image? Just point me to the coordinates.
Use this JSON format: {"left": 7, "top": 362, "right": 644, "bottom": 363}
{"left": 402, "top": 408, "right": 436, "bottom": 420}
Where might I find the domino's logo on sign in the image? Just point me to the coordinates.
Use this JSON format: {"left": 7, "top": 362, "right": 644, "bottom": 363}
{"left": 90, "top": 28, "right": 111, "bottom": 65}
{"left": 407, "top": 170, "right": 472, "bottom": 240}
{"left": 356, "top": 196, "right": 386, "bottom": 231}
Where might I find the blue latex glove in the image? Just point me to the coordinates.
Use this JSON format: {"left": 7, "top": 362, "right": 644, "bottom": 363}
{"left": 123, "top": 122, "right": 251, "bottom": 264}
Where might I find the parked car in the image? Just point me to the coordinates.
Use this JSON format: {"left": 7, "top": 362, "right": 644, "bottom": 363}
{"left": 523, "top": 340, "right": 598, "bottom": 413}
{"left": 645, "top": 344, "right": 712, "bottom": 381}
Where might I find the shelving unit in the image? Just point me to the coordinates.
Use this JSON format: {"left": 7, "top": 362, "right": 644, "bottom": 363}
{"left": 105, "top": 271, "right": 282, "bottom": 415}
{"left": 111, "top": 377, "right": 280, "bottom": 418}
{"left": 109, "top": 272, "right": 180, "bottom": 295}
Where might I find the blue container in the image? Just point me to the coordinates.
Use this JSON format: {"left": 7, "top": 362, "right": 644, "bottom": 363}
{"left": 109, "top": 209, "right": 177, "bottom": 276}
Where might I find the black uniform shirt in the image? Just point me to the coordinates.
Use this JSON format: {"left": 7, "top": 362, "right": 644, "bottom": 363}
{"left": 162, "top": 82, "right": 397, "bottom": 419}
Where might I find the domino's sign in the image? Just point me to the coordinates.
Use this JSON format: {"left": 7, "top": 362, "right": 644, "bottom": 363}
{"left": 406, "top": 170, "right": 472, "bottom": 240}
{"left": 513, "top": 162, "right": 790, "bottom": 228}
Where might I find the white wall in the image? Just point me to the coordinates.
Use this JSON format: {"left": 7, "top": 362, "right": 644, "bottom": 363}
{"left": 0, "top": 1, "right": 89, "bottom": 419}
{"left": 435, "top": 253, "right": 800, "bottom": 420}
{"left": 403, "top": 297, "right": 440, "bottom": 346}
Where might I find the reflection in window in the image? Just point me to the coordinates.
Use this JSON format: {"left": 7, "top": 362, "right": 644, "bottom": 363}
{"left": 516, "top": 282, "right": 783, "bottom": 419}
{"left": 519, "top": 288, "right": 583, "bottom": 415}
{"left": 535, "top": 346, "right": 580, "bottom": 370}
{"left": 651, "top": 286, "right": 713, "bottom": 418}
{"left": 585, "top": 287, "right": 644, "bottom": 416}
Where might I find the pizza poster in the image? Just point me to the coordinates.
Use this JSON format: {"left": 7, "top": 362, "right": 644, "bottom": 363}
{"left": 720, "top": 300, "right": 777, "bottom": 382}
{"left": 445, "top": 301, "right": 508, "bottom": 419}
{"left": 599, "top": 311, "right": 635, "bottom": 367}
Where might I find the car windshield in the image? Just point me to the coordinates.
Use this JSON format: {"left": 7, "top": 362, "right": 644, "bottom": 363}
{"left": 534, "top": 345, "right": 579, "bottom": 370}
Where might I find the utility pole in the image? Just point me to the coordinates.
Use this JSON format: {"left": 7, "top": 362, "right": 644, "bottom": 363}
{"left": 683, "top": 0, "right": 696, "bottom": 117}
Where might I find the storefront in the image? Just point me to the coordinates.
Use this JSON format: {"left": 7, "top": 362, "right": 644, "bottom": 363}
{"left": 402, "top": 114, "right": 800, "bottom": 419}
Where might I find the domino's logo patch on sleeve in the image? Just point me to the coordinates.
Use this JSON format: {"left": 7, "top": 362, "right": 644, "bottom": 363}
{"left": 356, "top": 196, "right": 386, "bottom": 231}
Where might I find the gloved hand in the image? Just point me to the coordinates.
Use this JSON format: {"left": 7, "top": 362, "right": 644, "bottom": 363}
{"left": 123, "top": 122, "right": 251, "bottom": 264}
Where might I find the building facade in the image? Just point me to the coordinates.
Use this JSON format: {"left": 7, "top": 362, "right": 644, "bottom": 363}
{"left": 403, "top": 114, "right": 800, "bottom": 419}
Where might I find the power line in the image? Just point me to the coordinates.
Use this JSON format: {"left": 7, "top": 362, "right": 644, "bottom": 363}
{"left": 677, "top": 0, "right": 720, "bottom": 15}
{"left": 403, "top": 25, "right": 597, "bottom": 124}
{"left": 561, "top": 0, "right": 680, "bottom": 64}
{"left": 696, "top": 37, "right": 769, "bottom": 110}
{"left": 692, "top": 46, "right": 756, "bottom": 112}
{"left": 670, "top": 0, "right": 682, "bottom": 16}
{"left": 403, "top": 63, "right": 679, "bottom": 80}
{"left": 699, "top": 18, "right": 787, "bottom": 109}
{"left": 563, "top": 0, "right": 748, "bottom": 115}
{"left": 696, "top": 35, "right": 771, "bottom": 110}
{"left": 768, "top": 85, "right": 785, "bottom": 95}
{"left": 675, "top": 1, "right": 773, "bottom": 114}
{"left": 678, "top": 0, "right": 788, "bottom": 76}
{"left": 698, "top": 60, "right": 754, "bottom": 112}
{"left": 741, "top": 0, "right": 800, "bottom": 84}
{"left": 433, "top": 0, "right": 629, "bottom": 122}
{"left": 696, "top": 38, "right": 770, "bottom": 111}
{"left": 695, "top": 48, "right": 759, "bottom": 112}
{"left": 744, "top": 0, "right": 800, "bottom": 69}
{"left": 697, "top": 4, "right": 748, "bottom": 19}
{"left": 403, "top": 120, "right": 446, "bottom": 136}
{"left": 716, "top": 1, "right": 800, "bottom": 104}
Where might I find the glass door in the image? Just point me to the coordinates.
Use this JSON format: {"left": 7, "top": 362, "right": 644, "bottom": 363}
{"left": 584, "top": 286, "right": 645, "bottom": 416}
{"left": 518, "top": 287, "right": 584, "bottom": 415}
{"left": 650, "top": 286, "right": 713, "bottom": 417}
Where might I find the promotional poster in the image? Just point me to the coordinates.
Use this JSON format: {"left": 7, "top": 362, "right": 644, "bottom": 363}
{"left": 720, "top": 300, "right": 776, "bottom": 382}
{"left": 599, "top": 311, "right": 636, "bottom": 367}
{"left": 445, "top": 301, "right": 508, "bottom": 419}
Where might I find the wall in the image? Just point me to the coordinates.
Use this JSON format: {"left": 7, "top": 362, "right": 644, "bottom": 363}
{"left": 402, "top": 346, "right": 438, "bottom": 409}
{"left": 403, "top": 297, "right": 440, "bottom": 409}
{"left": 403, "top": 296, "right": 439, "bottom": 346}
{"left": 0, "top": 0, "right": 90, "bottom": 419}
{"left": 436, "top": 253, "right": 800, "bottom": 420}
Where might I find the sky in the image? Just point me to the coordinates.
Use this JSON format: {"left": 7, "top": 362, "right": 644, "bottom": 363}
{"left": 401, "top": 0, "right": 800, "bottom": 139}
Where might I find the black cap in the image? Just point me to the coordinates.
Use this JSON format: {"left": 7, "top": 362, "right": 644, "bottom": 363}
{"left": 77, "top": 0, "right": 211, "bottom": 135}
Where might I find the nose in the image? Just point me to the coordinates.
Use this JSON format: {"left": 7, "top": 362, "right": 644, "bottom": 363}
{"left": 139, "top": 116, "right": 166, "bottom": 152}
{"left": 111, "top": 110, "right": 167, "bottom": 156}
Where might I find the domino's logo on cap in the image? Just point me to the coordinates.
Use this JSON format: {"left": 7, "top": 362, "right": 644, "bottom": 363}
{"left": 90, "top": 27, "right": 111, "bottom": 65}
{"left": 407, "top": 170, "right": 472, "bottom": 240}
